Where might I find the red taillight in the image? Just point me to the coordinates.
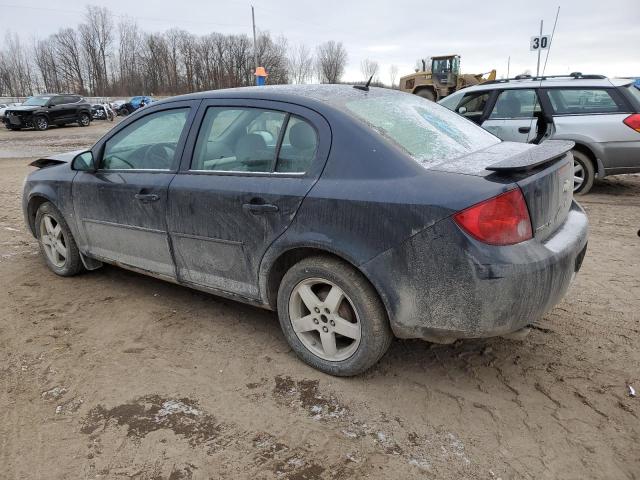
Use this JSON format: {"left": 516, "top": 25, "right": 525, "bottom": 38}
{"left": 453, "top": 189, "right": 533, "bottom": 246}
{"left": 623, "top": 114, "right": 640, "bottom": 132}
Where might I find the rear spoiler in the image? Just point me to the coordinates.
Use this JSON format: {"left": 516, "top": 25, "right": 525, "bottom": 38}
{"left": 486, "top": 140, "right": 574, "bottom": 172}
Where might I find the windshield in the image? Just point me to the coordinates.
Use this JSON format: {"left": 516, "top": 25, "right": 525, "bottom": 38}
{"left": 344, "top": 93, "right": 499, "bottom": 167}
{"left": 438, "top": 90, "right": 465, "bottom": 110}
{"left": 22, "top": 96, "right": 52, "bottom": 106}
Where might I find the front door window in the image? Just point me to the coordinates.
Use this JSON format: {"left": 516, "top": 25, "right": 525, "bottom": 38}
{"left": 102, "top": 108, "right": 189, "bottom": 170}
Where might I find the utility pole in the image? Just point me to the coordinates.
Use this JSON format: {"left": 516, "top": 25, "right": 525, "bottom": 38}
{"left": 507, "top": 56, "right": 510, "bottom": 79}
{"left": 251, "top": 5, "right": 258, "bottom": 70}
{"left": 536, "top": 19, "right": 543, "bottom": 77}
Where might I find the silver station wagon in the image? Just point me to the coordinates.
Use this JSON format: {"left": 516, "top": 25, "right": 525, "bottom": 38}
{"left": 439, "top": 74, "right": 640, "bottom": 194}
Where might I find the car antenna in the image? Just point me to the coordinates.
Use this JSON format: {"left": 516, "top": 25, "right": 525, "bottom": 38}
{"left": 353, "top": 75, "right": 374, "bottom": 92}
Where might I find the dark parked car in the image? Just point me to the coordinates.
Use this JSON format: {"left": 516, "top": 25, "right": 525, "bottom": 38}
{"left": 117, "top": 95, "right": 154, "bottom": 115}
{"left": 3, "top": 94, "right": 91, "bottom": 131}
{"left": 22, "top": 85, "right": 588, "bottom": 375}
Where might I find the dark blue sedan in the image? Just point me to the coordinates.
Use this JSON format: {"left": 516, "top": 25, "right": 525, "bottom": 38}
{"left": 22, "top": 85, "right": 588, "bottom": 376}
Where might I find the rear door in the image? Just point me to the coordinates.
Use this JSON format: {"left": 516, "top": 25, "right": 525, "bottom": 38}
{"left": 482, "top": 89, "right": 543, "bottom": 142}
{"left": 72, "top": 100, "right": 197, "bottom": 278}
{"left": 542, "top": 87, "right": 636, "bottom": 171}
{"left": 167, "top": 99, "right": 330, "bottom": 299}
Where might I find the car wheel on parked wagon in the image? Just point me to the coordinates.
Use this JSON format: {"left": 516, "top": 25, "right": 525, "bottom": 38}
{"left": 34, "top": 115, "right": 49, "bottom": 131}
{"left": 572, "top": 149, "right": 595, "bottom": 195}
{"left": 35, "top": 202, "right": 84, "bottom": 276}
{"left": 78, "top": 112, "right": 91, "bottom": 127}
{"left": 277, "top": 256, "right": 393, "bottom": 376}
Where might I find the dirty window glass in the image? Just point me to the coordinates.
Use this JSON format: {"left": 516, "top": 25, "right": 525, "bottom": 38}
{"left": 547, "top": 89, "right": 625, "bottom": 115}
{"left": 276, "top": 116, "right": 318, "bottom": 173}
{"left": 102, "top": 108, "right": 188, "bottom": 170}
{"left": 344, "top": 94, "right": 499, "bottom": 167}
{"left": 490, "top": 89, "right": 540, "bottom": 119}
{"left": 191, "top": 107, "right": 287, "bottom": 172}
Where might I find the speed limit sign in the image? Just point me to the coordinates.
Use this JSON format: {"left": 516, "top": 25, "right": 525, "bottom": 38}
{"left": 530, "top": 35, "right": 550, "bottom": 51}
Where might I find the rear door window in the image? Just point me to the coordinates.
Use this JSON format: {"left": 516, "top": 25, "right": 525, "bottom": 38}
{"left": 489, "top": 89, "right": 541, "bottom": 119}
{"left": 547, "top": 88, "right": 627, "bottom": 114}
{"left": 191, "top": 107, "right": 287, "bottom": 172}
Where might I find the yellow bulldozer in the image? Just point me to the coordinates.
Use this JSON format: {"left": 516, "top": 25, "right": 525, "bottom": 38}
{"left": 399, "top": 54, "right": 496, "bottom": 101}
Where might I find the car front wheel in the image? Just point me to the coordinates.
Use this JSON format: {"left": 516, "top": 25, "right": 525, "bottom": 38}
{"left": 277, "top": 256, "right": 393, "bottom": 376}
{"left": 78, "top": 112, "right": 91, "bottom": 127}
{"left": 35, "top": 202, "right": 84, "bottom": 276}
{"left": 572, "top": 150, "right": 595, "bottom": 195}
{"left": 34, "top": 116, "right": 49, "bottom": 131}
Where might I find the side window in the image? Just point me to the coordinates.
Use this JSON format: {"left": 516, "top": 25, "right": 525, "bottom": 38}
{"left": 276, "top": 116, "right": 318, "bottom": 173}
{"left": 64, "top": 95, "right": 79, "bottom": 104}
{"left": 490, "top": 89, "right": 540, "bottom": 119}
{"left": 547, "top": 89, "right": 626, "bottom": 115}
{"left": 102, "top": 108, "right": 189, "bottom": 170}
{"left": 191, "top": 107, "right": 286, "bottom": 172}
{"left": 50, "top": 96, "right": 65, "bottom": 106}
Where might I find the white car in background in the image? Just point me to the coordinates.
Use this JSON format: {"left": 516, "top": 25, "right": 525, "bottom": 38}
{"left": 439, "top": 74, "right": 640, "bottom": 194}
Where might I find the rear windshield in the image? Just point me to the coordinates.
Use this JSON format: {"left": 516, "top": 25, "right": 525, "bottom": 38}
{"left": 625, "top": 83, "right": 640, "bottom": 109}
{"left": 344, "top": 93, "right": 499, "bottom": 167}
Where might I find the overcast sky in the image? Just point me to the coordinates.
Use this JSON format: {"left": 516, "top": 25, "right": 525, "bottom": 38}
{"left": 1, "top": 0, "right": 638, "bottom": 83}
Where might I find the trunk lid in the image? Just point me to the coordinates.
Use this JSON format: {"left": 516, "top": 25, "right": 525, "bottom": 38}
{"left": 430, "top": 139, "right": 575, "bottom": 242}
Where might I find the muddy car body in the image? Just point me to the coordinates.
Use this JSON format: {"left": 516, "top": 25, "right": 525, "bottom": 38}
{"left": 22, "top": 85, "right": 588, "bottom": 375}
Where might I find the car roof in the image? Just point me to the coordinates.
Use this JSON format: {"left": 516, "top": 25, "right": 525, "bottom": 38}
{"left": 158, "top": 84, "right": 407, "bottom": 114}
{"left": 463, "top": 76, "right": 634, "bottom": 92}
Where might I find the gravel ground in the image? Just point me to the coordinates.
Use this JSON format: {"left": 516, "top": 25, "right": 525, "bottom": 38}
{"left": 0, "top": 121, "right": 638, "bottom": 479}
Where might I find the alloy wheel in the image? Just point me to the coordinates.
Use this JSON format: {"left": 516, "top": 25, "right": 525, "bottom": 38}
{"left": 39, "top": 214, "right": 67, "bottom": 268}
{"left": 36, "top": 117, "right": 48, "bottom": 130}
{"left": 573, "top": 160, "right": 584, "bottom": 192}
{"left": 288, "top": 278, "right": 362, "bottom": 361}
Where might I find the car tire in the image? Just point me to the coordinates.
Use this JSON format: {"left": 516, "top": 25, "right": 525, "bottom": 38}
{"left": 416, "top": 89, "right": 436, "bottom": 101}
{"left": 33, "top": 115, "right": 49, "bottom": 131}
{"left": 572, "top": 150, "right": 595, "bottom": 195}
{"left": 78, "top": 112, "right": 91, "bottom": 127}
{"left": 35, "top": 202, "right": 84, "bottom": 277}
{"left": 277, "top": 255, "right": 393, "bottom": 376}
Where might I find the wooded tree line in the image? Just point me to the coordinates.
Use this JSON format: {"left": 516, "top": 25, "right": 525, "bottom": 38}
{"left": 0, "top": 6, "right": 350, "bottom": 97}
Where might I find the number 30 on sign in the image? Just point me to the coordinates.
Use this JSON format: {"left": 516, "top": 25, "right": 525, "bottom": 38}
{"left": 530, "top": 35, "right": 550, "bottom": 51}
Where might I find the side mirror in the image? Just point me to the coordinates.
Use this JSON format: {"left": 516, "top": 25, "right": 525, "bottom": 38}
{"left": 457, "top": 106, "right": 467, "bottom": 115}
{"left": 71, "top": 151, "right": 96, "bottom": 172}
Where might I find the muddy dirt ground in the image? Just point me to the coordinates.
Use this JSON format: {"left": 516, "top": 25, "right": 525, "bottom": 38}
{"left": 0, "top": 121, "right": 638, "bottom": 480}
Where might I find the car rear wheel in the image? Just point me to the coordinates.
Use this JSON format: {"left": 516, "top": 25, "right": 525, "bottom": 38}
{"left": 277, "top": 256, "right": 392, "bottom": 376}
{"left": 35, "top": 202, "right": 84, "bottom": 276}
{"left": 78, "top": 112, "right": 91, "bottom": 127}
{"left": 415, "top": 89, "right": 436, "bottom": 101}
{"left": 572, "top": 150, "right": 595, "bottom": 195}
{"left": 34, "top": 116, "right": 49, "bottom": 131}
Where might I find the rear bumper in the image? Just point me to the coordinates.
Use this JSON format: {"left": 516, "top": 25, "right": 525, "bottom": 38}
{"left": 361, "top": 200, "right": 588, "bottom": 342}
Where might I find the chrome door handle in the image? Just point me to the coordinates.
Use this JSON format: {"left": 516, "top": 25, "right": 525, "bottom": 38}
{"left": 135, "top": 193, "right": 160, "bottom": 203}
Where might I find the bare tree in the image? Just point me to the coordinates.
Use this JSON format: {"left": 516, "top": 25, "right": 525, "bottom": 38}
{"left": 117, "top": 18, "right": 142, "bottom": 95}
{"left": 287, "top": 43, "right": 313, "bottom": 84}
{"left": 316, "top": 40, "right": 347, "bottom": 84}
{"left": 53, "top": 28, "right": 85, "bottom": 94}
{"left": 389, "top": 64, "right": 399, "bottom": 88}
{"left": 34, "top": 39, "right": 61, "bottom": 93}
{"left": 1, "top": 33, "right": 35, "bottom": 96}
{"left": 79, "top": 6, "right": 113, "bottom": 95}
{"left": 360, "top": 58, "right": 379, "bottom": 82}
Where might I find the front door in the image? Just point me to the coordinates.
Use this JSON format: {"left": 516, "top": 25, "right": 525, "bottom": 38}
{"left": 482, "top": 89, "right": 543, "bottom": 142}
{"left": 167, "top": 100, "right": 330, "bottom": 299}
{"left": 72, "top": 102, "right": 195, "bottom": 279}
